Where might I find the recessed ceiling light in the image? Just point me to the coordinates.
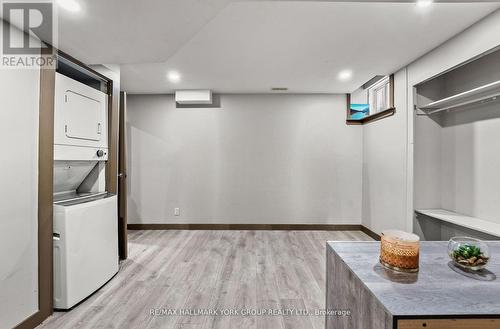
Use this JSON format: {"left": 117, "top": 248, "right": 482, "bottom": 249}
{"left": 416, "top": 0, "right": 433, "bottom": 8}
{"left": 167, "top": 71, "right": 181, "bottom": 83}
{"left": 338, "top": 69, "right": 353, "bottom": 82}
{"left": 57, "top": 0, "right": 81, "bottom": 12}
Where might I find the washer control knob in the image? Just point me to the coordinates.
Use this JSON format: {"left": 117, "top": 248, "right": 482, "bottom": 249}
{"left": 96, "top": 150, "right": 105, "bottom": 157}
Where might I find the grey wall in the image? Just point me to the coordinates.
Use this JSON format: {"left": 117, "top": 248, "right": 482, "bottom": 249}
{"left": 0, "top": 20, "right": 40, "bottom": 329}
{"left": 126, "top": 94, "right": 362, "bottom": 225}
{"left": 413, "top": 104, "right": 500, "bottom": 225}
{"left": 361, "top": 69, "right": 410, "bottom": 235}
{"left": 441, "top": 104, "right": 500, "bottom": 223}
{"left": 127, "top": 11, "right": 500, "bottom": 233}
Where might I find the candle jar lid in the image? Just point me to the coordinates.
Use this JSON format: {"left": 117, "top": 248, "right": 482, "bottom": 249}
{"left": 381, "top": 230, "right": 420, "bottom": 244}
{"left": 380, "top": 230, "right": 420, "bottom": 272}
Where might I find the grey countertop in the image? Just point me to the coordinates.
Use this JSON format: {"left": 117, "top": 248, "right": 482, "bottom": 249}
{"left": 328, "top": 241, "right": 500, "bottom": 317}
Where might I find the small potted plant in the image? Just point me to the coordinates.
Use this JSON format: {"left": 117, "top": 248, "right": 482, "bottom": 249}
{"left": 448, "top": 237, "right": 490, "bottom": 271}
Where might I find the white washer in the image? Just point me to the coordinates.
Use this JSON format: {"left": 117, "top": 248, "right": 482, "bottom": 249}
{"left": 53, "top": 194, "right": 118, "bottom": 309}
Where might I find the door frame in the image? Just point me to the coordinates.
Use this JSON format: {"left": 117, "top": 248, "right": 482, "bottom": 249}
{"left": 118, "top": 91, "right": 128, "bottom": 259}
{"left": 15, "top": 47, "right": 55, "bottom": 329}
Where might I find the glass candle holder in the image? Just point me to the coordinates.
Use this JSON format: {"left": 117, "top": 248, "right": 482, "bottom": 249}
{"left": 380, "top": 230, "right": 420, "bottom": 273}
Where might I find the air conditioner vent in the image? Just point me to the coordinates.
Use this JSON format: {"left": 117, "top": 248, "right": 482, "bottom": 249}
{"left": 175, "top": 90, "right": 212, "bottom": 104}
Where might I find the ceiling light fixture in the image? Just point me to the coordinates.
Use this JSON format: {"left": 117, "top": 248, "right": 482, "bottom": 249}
{"left": 57, "top": 0, "right": 81, "bottom": 12}
{"left": 416, "top": 0, "right": 433, "bottom": 8}
{"left": 338, "top": 69, "right": 353, "bottom": 82}
{"left": 167, "top": 71, "right": 181, "bottom": 83}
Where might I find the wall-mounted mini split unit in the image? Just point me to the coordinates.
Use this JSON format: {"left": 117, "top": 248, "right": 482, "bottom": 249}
{"left": 175, "top": 90, "right": 213, "bottom": 105}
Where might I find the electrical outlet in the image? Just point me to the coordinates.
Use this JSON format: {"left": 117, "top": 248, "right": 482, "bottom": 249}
{"left": 174, "top": 208, "right": 180, "bottom": 216}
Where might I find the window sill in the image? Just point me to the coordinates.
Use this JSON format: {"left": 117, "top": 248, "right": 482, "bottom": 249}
{"left": 346, "top": 107, "right": 396, "bottom": 125}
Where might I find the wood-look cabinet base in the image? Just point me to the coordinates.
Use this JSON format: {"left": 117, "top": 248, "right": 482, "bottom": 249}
{"left": 398, "top": 319, "right": 500, "bottom": 329}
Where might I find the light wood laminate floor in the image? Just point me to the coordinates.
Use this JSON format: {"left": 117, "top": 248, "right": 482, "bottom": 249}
{"left": 38, "top": 230, "right": 372, "bottom": 329}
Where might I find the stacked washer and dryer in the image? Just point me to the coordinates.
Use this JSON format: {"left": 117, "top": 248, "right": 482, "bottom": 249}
{"left": 53, "top": 71, "right": 119, "bottom": 309}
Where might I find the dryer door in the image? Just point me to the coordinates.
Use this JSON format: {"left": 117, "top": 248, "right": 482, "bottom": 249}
{"left": 64, "top": 90, "right": 102, "bottom": 141}
{"left": 54, "top": 73, "right": 108, "bottom": 149}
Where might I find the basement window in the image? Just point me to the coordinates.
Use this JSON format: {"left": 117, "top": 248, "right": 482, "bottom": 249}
{"left": 346, "top": 74, "right": 396, "bottom": 125}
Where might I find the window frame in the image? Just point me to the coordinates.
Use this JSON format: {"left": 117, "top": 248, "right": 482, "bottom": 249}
{"left": 346, "top": 74, "right": 395, "bottom": 125}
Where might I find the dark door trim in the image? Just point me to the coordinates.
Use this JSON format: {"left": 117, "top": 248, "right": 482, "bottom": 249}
{"left": 14, "top": 48, "right": 55, "bottom": 329}
{"left": 118, "top": 91, "right": 128, "bottom": 259}
{"left": 106, "top": 77, "right": 120, "bottom": 196}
